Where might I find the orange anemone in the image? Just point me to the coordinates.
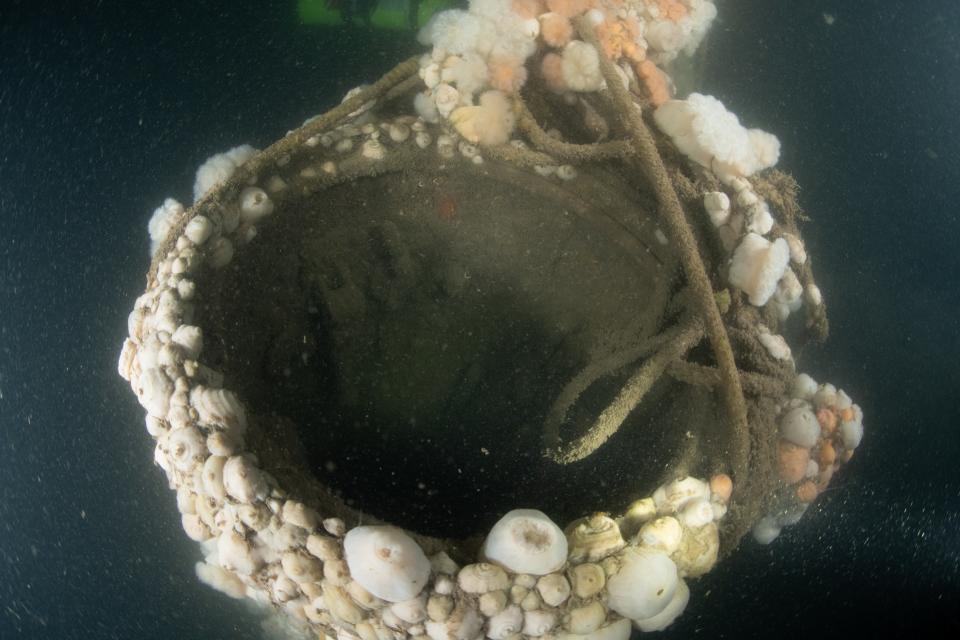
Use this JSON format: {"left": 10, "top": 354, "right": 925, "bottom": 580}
{"left": 778, "top": 440, "right": 810, "bottom": 485}
{"left": 817, "top": 407, "right": 838, "bottom": 434}
{"left": 710, "top": 473, "right": 733, "bottom": 504}
{"left": 635, "top": 59, "right": 670, "bottom": 106}
{"left": 796, "top": 480, "right": 819, "bottom": 503}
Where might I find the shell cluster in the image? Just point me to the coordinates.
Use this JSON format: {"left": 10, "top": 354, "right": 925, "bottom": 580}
{"left": 293, "top": 98, "right": 585, "bottom": 190}
{"left": 120, "top": 204, "right": 731, "bottom": 636}
{"left": 117, "top": 96, "right": 864, "bottom": 640}
{"left": 118, "top": 103, "right": 734, "bottom": 636}
{"left": 122, "top": 214, "right": 730, "bottom": 634}
{"left": 753, "top": 373, "right": 865, "bottom": 544}
{"left": 116, "top": 79, "right": 858, "bottom": 640}
{"left": 117, "top": 1, "right": 861, "bottom": 634}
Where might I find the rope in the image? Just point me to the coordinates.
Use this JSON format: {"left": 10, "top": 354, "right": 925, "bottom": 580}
{"left": 574, "top": 16, "right": 752, "bottom": 490}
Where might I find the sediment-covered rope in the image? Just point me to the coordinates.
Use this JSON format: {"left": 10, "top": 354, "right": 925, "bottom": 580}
{"left": 547, "top": 320, "right": 704, "bottom": 464}
{"left": 514, "top": 98, "right": 632, "bottom": 162}
{"left": 666, "top": 361, "right": 788, "bottom": 397}
{"left": 574, "top": 16, "right": 752, "bottom": 491}
{"left": 542, "top": 315, "right": 695, "bottom": 453}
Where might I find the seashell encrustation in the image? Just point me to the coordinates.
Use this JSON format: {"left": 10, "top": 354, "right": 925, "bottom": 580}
{"left": 565, "top": 513, "right": 625, "bottom": 563}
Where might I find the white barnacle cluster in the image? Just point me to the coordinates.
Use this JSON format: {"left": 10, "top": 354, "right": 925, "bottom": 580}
{"left": 115, "top": 0, "right": 786, "bottom": 631}
{"left": 120, "top": 145, "right": 329, "bottom": 607}
{"left": 415, "top": 0, "right": 717, "bottom": 149}
{"left": 297, "top": 89, "right": 497, "bottom": 176}
{"left": 753, "top": 373, "right": 865, "bottom": 545}
{"left": 122, "top": 128, "right": 742, "bottom": 636}
{"left": 434, "top": 484, "right": 730, "bottom": 640}
{"left": 122, "top": 227, "right": 740, "bottom": 634}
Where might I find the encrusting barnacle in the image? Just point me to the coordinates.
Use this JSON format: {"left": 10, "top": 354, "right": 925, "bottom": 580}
{"left": 119, "top": 0, "right": 865, "bottom": 636}
{"left": 565, "top": 513, "right": 625, "bottom": 563}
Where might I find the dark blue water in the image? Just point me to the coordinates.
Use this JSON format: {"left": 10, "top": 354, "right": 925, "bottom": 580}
{"left": 1, "top": 1, "right": 957, "bottom": 638}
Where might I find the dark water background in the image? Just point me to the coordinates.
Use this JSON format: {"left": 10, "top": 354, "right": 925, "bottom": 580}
{"left": 1, "top": 0, "right": 957, "bottom": 638}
